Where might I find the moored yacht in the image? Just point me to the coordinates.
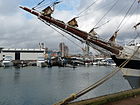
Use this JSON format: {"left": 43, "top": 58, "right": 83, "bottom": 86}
{"left": 2, "top": 56, "right": 13, "bottom": 67}
{"left": 105, "top": 58, "right": 116, "bottom": 66}
{"left": 36, "top": 57, "right": 47, "bottom": 67}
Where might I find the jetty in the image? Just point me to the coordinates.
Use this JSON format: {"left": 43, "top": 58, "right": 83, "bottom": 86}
{"left": 68, "top": 88, "right": 140, "bottom": 105}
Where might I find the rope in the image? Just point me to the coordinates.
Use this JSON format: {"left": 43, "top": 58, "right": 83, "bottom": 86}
{"left": 127, "top": 31, "right": 140, "bottom": 46}
{"left": 33, "top": 2, "right": 51, "bottom": 9}
{"left": 115, "top": 1, "right": 139, "bottom": 49}
{"left": 76, "top": 47, "right": 139, "bottom": 97}
{"left": 123, "top": 46, "right": 140, "bottom": 60}
{"left": 77, "top": 0, "right": 116, "bottom": 18}
{"left": 116, "top": 0, "right": 137, "bottom": 31}
{"left": 39, "top": 18, "right": 85, "bottom": 51}
{"left": 54, "top": 46, "right": 139, "bottom": 105}
{"left": 94, "top": 20, "right": 110, "bottom": 29}
{"left": 32, "top": 0, "right": 45, "bottom": 9}
{"left": 94, "top": 0, "right": 120, "bottom": 28}
{"left": 119, "top": 4, "right": 138, "bottom": 31}
{"left": 77, "top": 0, "right": 99, "bottom": 17}
{"left": 32, "top": 0, "right": 61, "bottom": 10}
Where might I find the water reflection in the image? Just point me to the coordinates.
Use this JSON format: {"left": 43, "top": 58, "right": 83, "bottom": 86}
{"left": 14, "top": 68, "right": 20, "bottom": 83}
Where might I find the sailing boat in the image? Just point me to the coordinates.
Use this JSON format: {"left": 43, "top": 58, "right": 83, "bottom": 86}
{"left": 20, "top": 0, "right": 140, "bottom": 88}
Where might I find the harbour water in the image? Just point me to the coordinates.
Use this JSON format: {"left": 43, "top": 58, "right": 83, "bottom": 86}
{"left": 0, "top": 66, "right": 131, "bottom": 105}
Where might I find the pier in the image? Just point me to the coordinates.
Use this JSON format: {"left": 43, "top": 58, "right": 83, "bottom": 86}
{"left": 68, "top": 88, "right": 140, "bottom": 105}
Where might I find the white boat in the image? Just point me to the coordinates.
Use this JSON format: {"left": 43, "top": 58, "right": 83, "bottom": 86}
{"left": 36, "top": 57, "right": 47, "bottom": 67}
{"left": 93, "top": 57, "right": 105, "bottom": 65}
{"left": 105, "top": 58, "right": 116, "bottom": 66}
{"left": 93, "top": 57, "right": 113, "bottom": 66}
{"left": 2, "top": 56, "right": 13, "bottom": 67}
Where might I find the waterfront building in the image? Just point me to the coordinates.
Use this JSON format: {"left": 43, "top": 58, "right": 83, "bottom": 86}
{"left": 59, "top": 42, "right": 69, "bottom": 57}
{"left": 0, "top": 48, "right": 45, "bottom": 61}
{"left": 46, "top": 50, "right": 61, "bottom": 58}
{"left": 64, "top": 45, "right": 69, "bottom": 57}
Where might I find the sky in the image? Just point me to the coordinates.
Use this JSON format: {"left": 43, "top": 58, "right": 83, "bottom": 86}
{"left": 0, "top": 0, "right": 140, "bottom": 54}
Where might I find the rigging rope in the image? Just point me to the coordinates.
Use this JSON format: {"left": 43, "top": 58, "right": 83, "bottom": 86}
{"left": 32, "top": 0, "right": 45, "bottom": 9}
{"left": 40, "top": 18, "right": 113, "bottom": 55}
{"left": 39, "top": 18, "right": 85, "bottom": 51}
{"left": 32, "top": 0, "right": 60, "bottom": 10}
{"left": 127, "top": 31, "right": 140, "bottom": 46}
{"left": 94, "top": 20, "right": 110, "bottom": 29}
{"left": 94, "top": 0, "right": 120, "bottom": 28}
{"left": 77, "top": 0, "right": 116, "bottom": 18}
{"left": 54, "top": 46, "right": 140, "bottom": 105}
{"left": 116, "top": 0, "right": 137, "bottom": 31}
{"left": 134, "top": 2, "right": 140, "bottom": 24}
{"left": 33, "top": 2, "right": 51, "bottom": 9}
{"left": 119, "top": 3, "right": 138, "bottom": 31}
{"left": 77, "top": 0, "right": 99, "bottom": 17}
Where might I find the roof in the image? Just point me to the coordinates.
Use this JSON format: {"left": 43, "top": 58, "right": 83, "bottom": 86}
{"left": 2, "top": 48, "right": 44, "bottom": 53}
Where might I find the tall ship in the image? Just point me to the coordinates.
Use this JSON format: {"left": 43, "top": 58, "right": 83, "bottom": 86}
{"left": 20, "top": 0, "right": 140, "bottom": 88}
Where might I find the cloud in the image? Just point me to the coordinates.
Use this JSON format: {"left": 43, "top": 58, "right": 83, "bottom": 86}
{"left": 78, "top": 0, "right": 139, "bottom": 17}
{"left": 77, "top": 0, "right": 140, "bottom": 42}
{"left": 0, "top": 0, "right": 140, "bottom": 54}
{"left": 0, "top": 0, "right": 19, "bottom": 15}
{"left": 0, "top": 0, "right": 86, "bottom": 54}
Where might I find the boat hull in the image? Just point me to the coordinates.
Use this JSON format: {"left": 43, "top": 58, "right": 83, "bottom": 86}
{"left": 111, "top": 55, "right": 140, "bottom": 69}
{"left": 36, "top": 62, "right": 47, "bottom": 67}
{"left": 111, "top": 55, "right": 140, "bottom": 88}
{"left": 122, "top": 68, "right": 140, "bottom": 89}
{"left": 2, "top": 62, "right": 13, "bottom": 67}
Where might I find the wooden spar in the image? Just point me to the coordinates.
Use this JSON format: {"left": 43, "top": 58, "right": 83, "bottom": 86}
{"left": 20, "top": 6, "right": 120, "bottom": 55}
{"left": 88, "top": 38, "right": 120, "bottom": 55}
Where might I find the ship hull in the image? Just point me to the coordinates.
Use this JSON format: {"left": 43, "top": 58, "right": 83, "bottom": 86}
{"left": 111, "top": 55, "right": 140, "bottom": 88}
{"left": 111, "top": 55, "right": 140, "bottom": 69}
{"left": 122, "top": 68, "right": 140, "bottom": 89}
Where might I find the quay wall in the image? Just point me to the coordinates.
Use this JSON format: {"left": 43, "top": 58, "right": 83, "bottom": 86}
{"left": 68, "top": 88, "right": 140, "bottom": 105}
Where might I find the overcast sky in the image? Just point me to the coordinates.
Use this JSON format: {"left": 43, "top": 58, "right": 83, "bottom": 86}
{"left": 0, "top": 0, "right": 140, "bottom": 54}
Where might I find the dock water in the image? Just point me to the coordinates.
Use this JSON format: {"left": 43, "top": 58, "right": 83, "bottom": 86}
{"left": 0, "top": 66, "right": 132, "bottom": 105}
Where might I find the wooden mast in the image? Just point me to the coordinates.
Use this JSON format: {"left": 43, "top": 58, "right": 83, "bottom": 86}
{"left": 20, "top": 6, "right": 121, "bottom": 55}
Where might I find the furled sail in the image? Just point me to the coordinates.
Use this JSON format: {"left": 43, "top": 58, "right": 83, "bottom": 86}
{"left": 41, "top": 6, "right": 54, "bottom": 17}
{"left": 67, "top": 18, "right": 78, "bottom": 27}
{"left": 108, "top": 30, "right": 123, "bottom": 50}
{"left": 108, "top": 30, "right": 119, "bottom": 44}
{"left": 89, "top": 28, "right": 97, "bottom": 36}
{"left": 40, "top": 1, "right": 61, "bottom": 17}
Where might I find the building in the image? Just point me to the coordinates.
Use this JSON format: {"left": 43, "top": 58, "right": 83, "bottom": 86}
{"left": 46, "top": 50, "right": 61, "bottom": 58}
{"left": 59, "top": 42, "right": 69, "bottom": 57}
{"left": 0, "top": 48, "right": 45, "bottom": 61}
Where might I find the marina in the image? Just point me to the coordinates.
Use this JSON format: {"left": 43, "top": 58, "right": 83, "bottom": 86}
{"left": 1, "top": 0, "right": 140, "bottom": 104}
